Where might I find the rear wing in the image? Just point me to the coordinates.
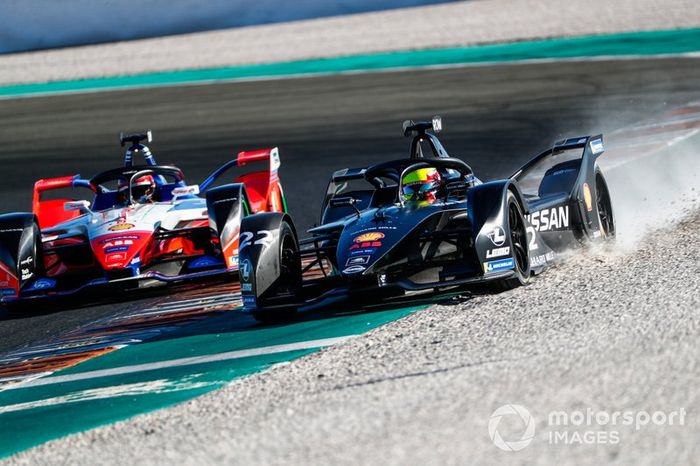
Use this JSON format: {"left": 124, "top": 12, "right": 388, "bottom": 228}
{"left": 510, "top": 135, "right": 605, "bottom": 235}
{"left": 200, "top": 147, "right": 285, "bottom": 214}
{"left": 330, "top": 167, "right": 367, "bottom": 183}
{"left": 200, "top": 147, "right": 280, "bottom": 192}
{"left": 32, "top": 175, "right": 95, "bottom": 229}
{"left": 511, "top": 134, "right": 605, "bottom": 182}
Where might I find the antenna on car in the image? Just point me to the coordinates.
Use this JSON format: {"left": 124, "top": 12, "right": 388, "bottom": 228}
{"left": 403, "top": 116, "right": 449, "bottom": 159}
{"left": 119, "top": 130, "right": 153, "bottom": 147}
{"left": 402, "top": 116, "right": 442, "bottom": 137}
{"left": 120, "top": 130, "right": 157, "bottom": 167}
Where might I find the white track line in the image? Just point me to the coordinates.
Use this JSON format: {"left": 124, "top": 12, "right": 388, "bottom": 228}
{"left": 5, "top": 335, "right": 353, "bottom": 390}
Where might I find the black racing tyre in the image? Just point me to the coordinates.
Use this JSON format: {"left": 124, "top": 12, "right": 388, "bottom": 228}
{"left": 252, "top": 220, "right": 301, "bottom": 323}
{"left": 595, "top": 172, "right": 615, "bottom": 240}
{"left": 495, "top": 191, "right": 530, "bottom": 291}
{"left": 30, "top": 220, "right": 44, "bottom": 278}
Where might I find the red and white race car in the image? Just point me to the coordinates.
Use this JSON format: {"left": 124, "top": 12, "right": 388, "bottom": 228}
{"left": 0, "top": 132, "right": 287, "bottom": 305}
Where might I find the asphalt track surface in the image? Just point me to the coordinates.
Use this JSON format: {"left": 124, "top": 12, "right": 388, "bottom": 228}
{"left": 0, "top": 56, "right": 699, "bottom": 360}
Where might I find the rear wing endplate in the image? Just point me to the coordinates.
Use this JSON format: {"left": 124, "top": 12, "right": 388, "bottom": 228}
{"left": 200, "top": 147, "right": 280, "bottom": 192}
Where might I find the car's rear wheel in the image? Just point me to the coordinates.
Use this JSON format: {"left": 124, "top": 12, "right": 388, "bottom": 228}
{"left": 596, "top": 173, "right": 615, "bottom": 239}
{"left": 496, "top": 191, "right": 530, "bottom": 290}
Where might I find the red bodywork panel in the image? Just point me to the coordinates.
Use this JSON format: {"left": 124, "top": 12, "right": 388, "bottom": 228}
{"left": 90, "top": 232, "right": 152, "bottom": 270}
{"left": 234, "top": 148, "right": 284, "bottom": 214}
{"left": 33, "top": 175, "right": 95, "bottom": 229}
{"left": 0, "top": 261, "right": 19, "bottom": 298}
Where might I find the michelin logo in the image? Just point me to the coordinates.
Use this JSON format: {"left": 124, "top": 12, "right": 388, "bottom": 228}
{"left": 483, "top": 258, "right": 515, "bottom": 273}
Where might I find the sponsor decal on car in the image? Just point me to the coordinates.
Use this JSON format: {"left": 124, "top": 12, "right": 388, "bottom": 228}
{"left": 350, "top": 235, "right": 383, "bottom": 252}
{"left": 345, "top": 255, "right": 370, "bottom": 267}
{"left": 242, "top": 296, "right": 256, "bottom": 306}
{"left": 349, "top": 243, "right": 382, "bottom": 253}
{"left": 25, "top": 278, "right": 57, "bottom": 291}
{"left": 0, "top": 288, "right": 16, "bottom": 296}
{"left": 487, "top": 226, "right": 506, "bottom": 246}
{"left": 483, "top": 257, "right": 515, "bottom": 273}
{"left": 188, "top": 256, "right": 224, "bottom": 269}
{"left": 354, "top": 226, "right": 397, "bottom": 233}
{"left": 99, "top": 235, "right": 140, "bottom": 244}
{"left": 241, "top": 283, "right": 253, "bottom": 292}
{"left": 20, "top": 268, "right": 33, "bottom": 280}
{"left": 19, "top": 256, "right": 33, "bottom": 266}
{"left": 342, "top": 265, "right": 366, "bottom": 274}
{"left": 531, "top": 251, "right": 555, "bottom": 267}
{"left": 590, "top": 138, "right": 604, "bottom": 154}
{"left": 108, "top": 223, "right": 135, "bottom": 232}
{"left": 105, "top": 246, "right": 130, "bottom": 253}
{"left": 350, "top": 232, "right": 384, "bottom": 254}
{"left": 240, "top": 259, "right": 252, "bottom": 282}
{"left": 583, "top": 183, "right": 593, "bottom": 212}
{"left": 354, "top": 232, "right": 385, "bottom": 243}
{"left": 106, "top": 253, "right": 127, "bottom": 263}
{"left": 527, "top": 206, "right": 569, "bottom": 232}
{"left": 486, "top": 246, "right": 510, "bottom": 259}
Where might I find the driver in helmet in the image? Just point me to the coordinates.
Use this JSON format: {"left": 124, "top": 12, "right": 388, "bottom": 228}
{"left": 116, "top": 175, "right": 156, "bottom": 206}
{"left": 401, "top": 167, "right": 442, "bottom": 207}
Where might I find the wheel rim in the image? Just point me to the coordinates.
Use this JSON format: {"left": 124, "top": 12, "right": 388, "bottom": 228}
{"left": 596, "top": 178, "right": 615, "bottom": 238}
{"left": 508, "top": 202, "right": 528, "bottom": 274}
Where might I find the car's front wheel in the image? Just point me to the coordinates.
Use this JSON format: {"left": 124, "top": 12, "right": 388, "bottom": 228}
{"left": 496, "top": 191, "right": 530, "bottom": 290}
{"left": 251, "top": 220, "right": 301, "bottom": 323}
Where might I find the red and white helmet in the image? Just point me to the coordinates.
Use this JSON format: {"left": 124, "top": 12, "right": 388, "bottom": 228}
{"left": 117, "top": 175, "right": 155, "bottom": 203}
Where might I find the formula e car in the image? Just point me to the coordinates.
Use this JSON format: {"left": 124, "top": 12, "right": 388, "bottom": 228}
{"left": 238, "top": 117, "right": 614, "bottom": 321}
{"left": 0, "top": 132, "right": 287, "bottom": 305}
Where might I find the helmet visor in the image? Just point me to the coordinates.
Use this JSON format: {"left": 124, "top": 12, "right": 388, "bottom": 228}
{"left": 402, "top": 180, "right": 438, "bottom": 201}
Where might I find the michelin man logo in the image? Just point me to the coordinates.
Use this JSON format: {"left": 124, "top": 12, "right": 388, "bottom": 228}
{"left": 488, "top": 404, "right": 536, "bottom": 451}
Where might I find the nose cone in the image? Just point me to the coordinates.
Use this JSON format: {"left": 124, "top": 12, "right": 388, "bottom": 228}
{"left": 335, "top": 205, "right": 446, "bottom": 277}
{"left": 91, "top": 232, "right": 151, "bottom": 270}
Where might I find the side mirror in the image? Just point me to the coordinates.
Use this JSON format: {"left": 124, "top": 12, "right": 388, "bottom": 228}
{"left": 64, "top": 200, "right": 91, "bottom": 212}
{"left": 329, "top": 196, "right": 360, "bottom": 216}
{"left": 445, "top": 181, "right": 468, "bottom": 191}
{"left": 329, "top": 196, "right": 356, "bottom": 208}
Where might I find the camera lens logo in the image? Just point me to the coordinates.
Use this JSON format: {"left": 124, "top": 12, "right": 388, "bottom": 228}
{"left": 487, "top": 226, "right": 506, "bottom": 246}
{"left": 240, "top": 260, "right": 252, "bottom": 282}
{"left": 488, "top": 404, "right": 536, "bottom": 451}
